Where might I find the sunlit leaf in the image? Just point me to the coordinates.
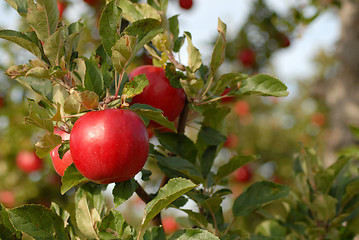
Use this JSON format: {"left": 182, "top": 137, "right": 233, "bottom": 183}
{"left": 61, "top": 164, "right": 88, "bottom": 195}
{"left": 140, "top": 178, "right": 196, "bottom": 230}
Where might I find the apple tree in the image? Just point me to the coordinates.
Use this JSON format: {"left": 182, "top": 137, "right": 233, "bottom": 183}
{"left": 0, "top": 0, "right": 359, "bottom": 240}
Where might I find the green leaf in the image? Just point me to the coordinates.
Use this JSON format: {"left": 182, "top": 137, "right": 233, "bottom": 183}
{"left": 233, "top": 181, "right": 290, "bottom": 217}
{"left": 99, "top": 0, "right": 122, "bottom": 57}
{"left": 26, "top": 0, "right": 59, "bottom": 42}
{"left": 311, "top": 193, "right": 338, "bottom": 222}
{"left": 185, "top": 32, "right": 202, "bottom": 73}
{"left": 84, "top": 59, "right": 104, "bottom": 97}
{"left": 143, "top": 227, "right": 166, "bottom": 240}
{"left": 63, "top": 91, "right": 82, "bottom": 114}
{"left": 58, "top": 141, "right": 70, "bottom": 160}
{"left": 50, "top": 202, "right": 70, "bottom": 226}
{"left": 123, "top": 74, "right": 149, "bottom": 98}
{"left": 236, "top": 74, "right": 289, "bottom": 97}
{"left": 4, "top": 0, "right": 28, "bottom": 15}
{"left": 156, "top": 156, "right": 203, "bottom": 183}
{"left": 200, "top": 146, "right": 217, "bottom": 178}
{"left": 35, "top": 132, "right": 62, "bottom": 158}
{"left": 8, "top": 204, "right": 68, "bottom": 240}
{"left": 0, "top": 30, "right": 42, "bottom": 58}
{"left": 214, "top": 72, "right": 247, "bottom": 95}
{"left": 181, "top": 209, "right": 208, "bottom": 228}
{"left": 169, "top": 229, "right": 220, "bottom": 240}
{"left": 198, "top": 126, "right": 226, "bottom": 146}
{"left": 165, "top": 63, "right": 186, "bottom": 89}
{"left": 0, "top": 204, "right": 22, "bottom": 240}
{"left": 118, "top": 0, "right": 161, "bottom": 23}
{"left": 25, "top": 67, "right": 51, "bottom": 79}
{"left": 43, "top": 27, "right": 65, "bottom": 66}
{"left": 111, "top": 19, "right": 162, "bottom": 74}
{"left": 98, "top": 210, "right": 128, "bottom": 240}
{"left": 111, "top": 34, "right": 137, "bottom": 74}
{"left": 125, "top": 18, "right": 162, "bottom": 53}
{"left": 75, "top": 194, "right": 100, "bottom": 239}
{"left": 140, "top": 178, "right": 196, "bottom": 230}
{"left": 112, "top": 179, "right": 137, "bottom": 207}
{"left": 214, "top": 155, "right": 260, "bottom": 183}
{"left": 201, "top": 196, "right": 223, "bottom": 213}
{"left": 210, "top": 18, "right": 227, "bottom": 75}
{"left": 168, "top": 15, "right": 180, "bottom": 45}
{"left": 17, "top": 76, "right": 53, "bottom": 101}
{"left": 24, "top": 101, "right": 54, "bottom": 132}
{"left": 61, "top": 164, "right": 88, "bottom": 195}
{"left": 131, "top": 107, "right": 176, "bottom": 132}
{"left": 155, "top": 132, "right": 197, "bottom": 163}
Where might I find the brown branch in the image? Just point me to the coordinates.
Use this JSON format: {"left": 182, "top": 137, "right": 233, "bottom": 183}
{"left": 159, "top": 98, "right": 189, "bottom": 188}
{"left": 135, "top": 182, "right": 162, "bottom": 226}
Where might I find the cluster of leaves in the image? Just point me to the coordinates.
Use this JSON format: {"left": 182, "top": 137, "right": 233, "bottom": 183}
{"left": 0, "top": 0, "right": 292, "bottom": 239}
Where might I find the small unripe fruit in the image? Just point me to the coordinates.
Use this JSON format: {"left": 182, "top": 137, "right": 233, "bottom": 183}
{"left": 234, "top": 100, "right": 250, "bottom": 117}
{"left": 162, "top": 216, "right": 179, "bottom": 234}
{"left": 0, "top": 191, "right": 15, "bottom": 208}
{"left": 224, "top": 134, "right": 239, "bottom": 149}
{"left": 70, "top": 109, "right": 149, "bottom": 184}
{"left": 234, "top": 165, "right": 252, "bottom": 183}
{"left": 237, "top": 48, "right": 256, "bottom": 67}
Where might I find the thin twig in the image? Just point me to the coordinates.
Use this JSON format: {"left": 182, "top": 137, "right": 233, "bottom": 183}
{"left": 167, "top": 50, "right": 186, "bottom": 71}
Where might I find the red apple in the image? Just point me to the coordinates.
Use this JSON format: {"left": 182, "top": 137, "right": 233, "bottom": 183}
{"left": 57, "top": 1, "right": 67, "bottom": 18}
{"left": 129, "top": 65, "right": 186, "bottom": 128}
{"left": 70, "top": 109, "right": 149, "bottom": 184}
{"left": 234, "top": 100, "right": 250, "bottom": 117}
{"left": 50, "top": 128, "right": 73, "bottom": 176}
{"left": 179, "top": 0, "right": 193, "bottom": 10}
{"left": 237, "top": 48, "right": 256, "bottom": 67}
{"left": 0, "top": 191, "right": 15, "bottom": 208}
{"left": 16, "top": 151, "right": 43, "bottom": 173}
{"left": 234, "top": 165, "right": 252, "bottom": 183}
{"left": 224, "top": 134, "right": 239, "bottom": 149}
{"left": 162, "top": 216, "right": 179, "bottom": 234}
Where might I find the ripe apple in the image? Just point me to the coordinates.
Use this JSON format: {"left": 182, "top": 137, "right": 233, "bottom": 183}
{"left": 162, "top": 216, "right": 179, "bottom": 234}
{"left": 70, "top": 109, "right": 149, "bottom": 184}
{"left": 237, "top": 48, "right": 256, "bottom": 67}
{"left": 234, "top": 165, "right": 252, "bottom": 183}
{"left": 179, "top": 0, "right": 193, "bottom": 10}
{"left": 234, "top": 100, "right": 250, "bottom": 117}
{"left": 129, "top": 65, "right": 186, "bottom": 128}
{"left": 16, "top": 151, "right": 43, "bottom": 173}
{"left": 0, "top": 191, "right": 15, "bottom": 208}
{"left": 50, "top": 128, "right": 73, "bottom": 176}
{"left": 224, "top": 133, "right": 239, "bottom": 149}
{"left": 57, "top": 1, "right": 67, "bottom": 18}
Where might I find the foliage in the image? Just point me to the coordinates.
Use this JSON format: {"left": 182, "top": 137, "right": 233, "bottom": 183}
{"left": 0, "top": 0, "right": 356, "bottom": 240}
